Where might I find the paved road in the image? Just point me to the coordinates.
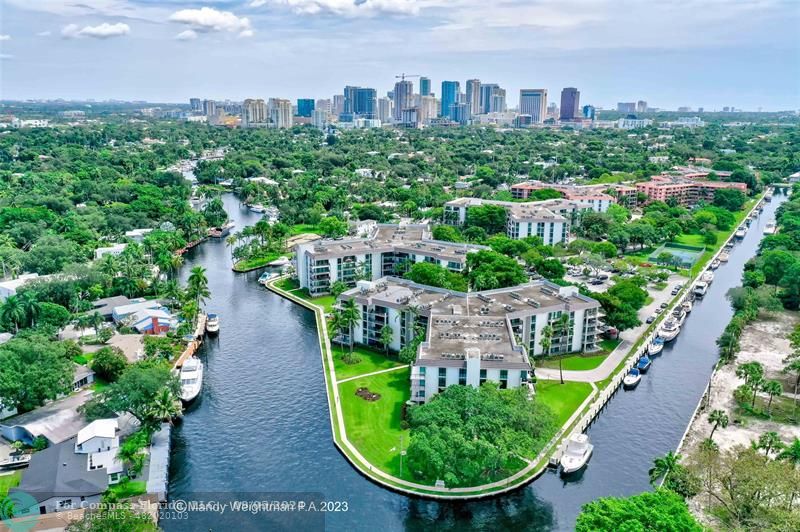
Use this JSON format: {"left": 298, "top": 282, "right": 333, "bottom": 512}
{"left": 537, "top": 273, "right": 683, "bottom": 383}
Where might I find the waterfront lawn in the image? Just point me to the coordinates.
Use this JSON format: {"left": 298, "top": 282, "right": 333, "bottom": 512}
{"left": 274, "top": 277, "right": 299, "bottom": 291}
{"left": 736, "top": 394, "right": 799, "bottom": 426}
{"left": 338, "top": 367, "right": 413, "bottom": 480}
{"left": 535, "top": 380, "right": 594, "bottom": 427}
{"left": 333, "top": 345, "right": 405, "bottom": 381}
{"left": 291, "top": 288, "right": 337, "bottom": 314}
{"left": 234, "top": 252, "right": 282, "bottom": 272}
{"left": 537, "top": 339, "right": 621, "bottom": 372}
{"left": 106, "top": 478, "right": 147, "bottom": 499}
{"left": 0, "top": 471, "right": 21, "bottom": 497}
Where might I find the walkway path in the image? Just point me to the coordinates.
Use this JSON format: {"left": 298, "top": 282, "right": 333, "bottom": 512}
{"left": 337, "top": 364, "right": 408, "bottom": 384}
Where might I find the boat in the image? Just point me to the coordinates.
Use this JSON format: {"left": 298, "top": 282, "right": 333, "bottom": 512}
{"left": 693, "top": 281, "right": 708, "bottom": 297}
{"left": 179, "top": 357, "right": 204, "bottom": 403}
{"left": 735, "top": 226, "right": 746, "bottom": 239}
{"left": 560, "top": 434, "right": 594, "bottom": 474}
{"left": 206, "top": 313, "right": 219, "bottom": 333}
{"left": 682, "top": 300, "right": 693, "bottom": 314}
{"left": 718, "top": 252, "right": 729, "bottom": 262}
{"left": 701, "top": 271, "right": 714, "bottom": 284}
{"left": 648, "top": 337, "right": 664, "bottom": 356}
{"left": 765, "top": 190, "right": 773, "bottom": 202}
{"left": 671, "top": 306, "right": 687, "bottom": 325}
{"left": 248, "top": 204, "right": 267, "bottom": 213}
{"left": 258, "top": 271, "right": 278, "bottom": 285}
{"left": 764, "top": 221, "right": 777, "bottom": 235}
{"left": 710, "top": 259, "right": 720, "bottom": 270}
{"left": 637, "top": 355, "right": 653, "bottom": 373}
{"left": 208, "top": 221, "right": 235, "bottom": 238}
{"left": 660, "top": 319, "right": 681, "bottom": 341}
{"left": 0, "top": 453, "right": 31, "bottom": 470}
{"left": 623, "top": 368, "right": 642, "bottom": 389}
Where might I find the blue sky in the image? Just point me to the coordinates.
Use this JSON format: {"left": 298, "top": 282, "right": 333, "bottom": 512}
{"left": 1, "top": 0, "right": 798, "bottom": 110}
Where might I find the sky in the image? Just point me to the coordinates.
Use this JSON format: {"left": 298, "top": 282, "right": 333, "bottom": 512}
{"left": 0, "top": 0, "right": 798, "bottom": 110}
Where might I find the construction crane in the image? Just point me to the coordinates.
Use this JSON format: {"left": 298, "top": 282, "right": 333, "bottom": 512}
{"left": 395, "top": 73, "right": 421, "bottom": 82}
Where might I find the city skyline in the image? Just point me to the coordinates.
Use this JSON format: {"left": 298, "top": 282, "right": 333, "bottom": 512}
{"left": 0, "top": 1, "right": 798, "bottom": 110}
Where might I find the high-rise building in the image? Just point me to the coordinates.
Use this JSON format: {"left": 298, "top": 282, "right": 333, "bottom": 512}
{"left": 296, "top": 99, "right": 315, "bottom": 117}
{"left": 343, "top": 86, "right": 377, "bottom": 120}
{"left": 582, "top": 105, "right": 596, "bottom": 120}
{"left": 202, "top": 99, "right": 216, "bottom": 117}
{"left": 243, "top": 98, "right": 268, "bottom": 127}
{"left": 440, "top": 81, "right": 460, "bottom": 119}
{"left": 312, "top": 109, "right": 328, "bottom": 129}
{"left": 419, "top": 77, "right": 431, "bottom": 97}
{"left": 479, "top": 84, "right": 506, "bottom": 114}
{"left": 377, "top": 97, "right": 393, "bottom": 123}
{"left": 393, "top": 80, "right": 414, "bottom": 122}
{"left": 316, "top": 99, "right": 332, "bottom": 114}
{"left": 559, "top": 87, "right": 580, "bottom": 121}
{"left": 519, "top": 89, "right": 547, "bottom": 123}
{"left": 492, "top": 89, "right": 507, "bottom": 113}
{"left": 617, "top": 102, "right": 636, "bottom": 113}
{"left": 332, "top": 95, "right": 345, "bottom": 116}
{"left": 417, "top": 95, "right": 438, "bottom": 124}
{"left": 269, "top": 98, "right": 293, "bottom": 128}
{"left": 343, "top": 86, "right": 359, "bottom": 116}
{"left": 636, "top": 100, "right": 648, "bottom": 113}
{"left": 451, "top": 103, "right": 469, "bottom": 125}
{"left": 189, "top": 98, "right": 202, "bottom": 113}
{"left": 466, "top": 79, "right": 481, "bottom": 116}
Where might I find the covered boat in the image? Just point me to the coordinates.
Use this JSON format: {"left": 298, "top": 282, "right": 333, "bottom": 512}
{"left": 560, "top": 434, "right": 594, "bottom": 474}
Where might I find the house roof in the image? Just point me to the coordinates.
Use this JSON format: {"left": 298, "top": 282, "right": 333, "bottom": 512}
{"left": 0, "top": 390, "right": 94, "bottom": 444}
{"left": 91, "top": 295, "right": 132, "bottom": 317}
{"left": 112, "top": 299, "right": 162, "bottom": 319}
{"left": 11, "top": 436, "right": 109, "bottom": 503}
{"left": 76, "top": 419, "right": 117, "bottom": 446}
{"left": 73, "top": 363, "right": 95, "bottom": 385}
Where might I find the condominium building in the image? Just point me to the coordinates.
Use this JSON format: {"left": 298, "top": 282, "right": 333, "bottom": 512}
{"left": 440, "top": 81, "right": 460, "bottom": 119}
{"left": 636, "top": 176, "right": 747, "bottom": 207}
{"left": 480, "top": 84, "right": 505, "bottom": 114}
{"left": 466, "top": 79, "right": 481, "bottom": 117}
{"left": 419, "top": 77, "right": 431, "bottom": 97}
{"left": 268, "top": 99, "right": 293, "bottom": 128}
{"left": 337, "top": 277, "right": 601, "bottom": 402}
{"left": 443, "top": 197, "right": 575, "bottom": 245}
{"left": 519, "top": 89, "right": 548, "bottom": 123}
{"left": 242, "top": 98, "right": 268, "bottom": 127}
{"left": 393, "top": 80, "right": 414, "bottom": 122}
{"left": 377, "top": 97, "right": 393, "bottom": 123}
{"left": 560, "top": 87, "right": 580, "bottom": 121}
{"left": 294, "top": 224, "right": 487, "bottom": 296}
{"left": 509, "top": 180, "right": 626, "bottom": 210}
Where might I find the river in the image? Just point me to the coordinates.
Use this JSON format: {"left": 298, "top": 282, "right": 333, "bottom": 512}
{"left": 165, "top": 191, "right": 786, "bottom": 531}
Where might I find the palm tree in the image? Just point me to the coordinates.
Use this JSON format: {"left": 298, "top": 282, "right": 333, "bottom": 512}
{"left": 756, "top": 431, "right": 784, "bottom": 457}
{"left": 762, "top": 380, "right": 783, "bottom": 415}
{"left": 339, "top": 299, "right": 361, "bottom": 361}
{"left": 784, "top": 357, "right": 800, "bottom": 422}
{"left": 187, "top": 266, "right": 210, "bottom": 308}
{"left": 539, "top": 325, "right": 553, "bottom": 357}
{"left": 225, "top": 235, "right": 238, "bottom": 265}
{"left": 379, "top": 324, "right": 393, "bottom": 355}
{"left": 89, "top": 311, "right": 104, "bottom": 337}
{"left": 553, "top": 314, "right": 571, "bottom": 385}
{"left": 19, "top": 292, "right": 40, "bottom": 328}
{"left": 777, "top": 438, "right": 800, "bottom": 469}
{"left": 329, "top": 310, "right": 347, "bottom": 358}
{"left": 148, "top": 388, "right": 182, "bottom": 426}
{"left": 648, "top": 451, "right": 681, "bottom": 486}
{"left": 1, "top": 295, "right": 26, "bottom": 333}
{"left": 708, "top": 409, "right": 729, "bottom": 441}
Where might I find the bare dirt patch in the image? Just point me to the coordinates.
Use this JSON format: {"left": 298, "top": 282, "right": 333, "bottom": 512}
{"left": 356, "top": 387, "right": 381, "bottom": 402}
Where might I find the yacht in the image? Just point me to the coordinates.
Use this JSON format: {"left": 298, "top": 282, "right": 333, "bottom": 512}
{"left": 637, "top": 355, "right": 653, "bottom": 373}
{"left": 208, "top": 221, "right": 235, "bottom": 239}
{"left": 693, "top": 281, "right": 709, "bottom": 297}
{"left": 765, "top": 190, "right": 773, "bottom": 202}
{"left": 258, "top": 271, "right": 278, "bottom": 285}
{"left": 718, "top": 251, "right": 730, "bottom": 262}
{"left": 206, "top": 313, "right": 219, "bottom": 333}
{"left": 660, "top": 319, "right": 681, "bottom": 341}
{"left": 701, "top": 271, "right": 715, "bottom": 284}
{"left": 623, "top": 368, "right": 642, "bottom": 389}
{"left": 249, "top": 204, "right": 267, "bottom": 213}
{"left": 648, "top": 337, "right": 665, "bottom": 356}
{"left": 560, "top": 434, "right": 594, "bottom": 475}
{"left": 735, "top": 226, "right": 747, "bottom": 239}
{"left": 682, "top": 300, "right": 693, "bottom": 314}
{"left": 179, "top": 357, "right": 204, "bottom": 403}
{"left": 671, "top": 307, "right": 687, "bottom": 325}
{"left": 710, "top": 259, "right": 720, "bottom": 270}
{"left": 764, "top": 221, "right": 777, "bottom": 235}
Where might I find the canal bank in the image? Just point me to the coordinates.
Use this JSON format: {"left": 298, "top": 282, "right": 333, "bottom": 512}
{"left": 166, "top": 192, "right": 785, "bottom": 531}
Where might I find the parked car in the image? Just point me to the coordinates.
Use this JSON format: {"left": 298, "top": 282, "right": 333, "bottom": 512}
{"left": 660, "top": 302, "right": 669, "bottom": 309}
{"left": 590, "top": 279, "right": 604, "bottom": 285}
{"left": 655, "top": 307, "right": 663, "bottom": 314}
{"left": 646, "top": 315, "right": 656, "bottom": 324}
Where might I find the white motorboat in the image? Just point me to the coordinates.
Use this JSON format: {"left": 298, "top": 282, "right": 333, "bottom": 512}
{"left": 258, "top": 271, "right": 278, "bottom": 285}
{"left": 560, "top": 434, "right": 594, "bottom": 474}
{"left": 682, "top": 300, "right": 693, "bottom": 314}
{"left": 693, "top": 281, "right": 708, "bottom": 297}
{"left": 249, "top": 204, "right": 267, "bottom": 213}
{"left": 735, "top": 227, "right": 746, "bottom": 239}
{"left": 765, "top": 190, "right": 773, "bottom": 202}
{"left": 764, "top": 221, "right": 777, "bottom": 235}
{"left": 179, "top": 357, "right": 204, "bottom": 403}
{"left": 659, "top": 319, "right": 681, "bottom": 342}
{"left": 701, "top": 271, "right": 714, "bottom": 284}
{"left": 0, "top": 453, "right": 31, "bottom": 470}
{"left": 623, "top": 368, "right": 642, "bottom": 389}
{"left": 205, "top": 313, "right": 219, "bottom": 333}
{"left": 718, "top": 252, "right": 730, "bottom": 262}
{"left": 648, "top": 337, "right": 664, "bottom": 356}
{"left": 710, "top": 259, "right": 720, "bottom": 270}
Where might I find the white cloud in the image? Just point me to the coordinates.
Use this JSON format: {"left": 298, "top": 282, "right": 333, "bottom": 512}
{"left": 175, "top": 30, "right": 198, "bottom": 41}
{"left": 169, "top": 7, "right": 253, "bottom": 37}
{"left": 253, "top": 0, "right": 420, "bottom": 17}
{"left": 61, "top": 22, "right": 131, "bottom": 39}
{"left": 0, "top": 35, "right": 11, "bottom": 41}
{"left": 37, "top": 31, "right": 52, "bottom": 37}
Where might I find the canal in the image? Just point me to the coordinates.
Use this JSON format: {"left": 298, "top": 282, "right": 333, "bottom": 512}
{"left": 166, "top": 192, "right": 785, "bottom": 531}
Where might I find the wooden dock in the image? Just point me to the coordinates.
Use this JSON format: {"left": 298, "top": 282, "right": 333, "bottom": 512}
{"left": 173, "top": 313, "right": 206, "bottom": 369}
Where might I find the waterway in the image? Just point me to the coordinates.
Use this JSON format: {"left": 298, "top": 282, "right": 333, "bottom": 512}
{"left": 166, "top": 192, "right": 786, "bottom": 531}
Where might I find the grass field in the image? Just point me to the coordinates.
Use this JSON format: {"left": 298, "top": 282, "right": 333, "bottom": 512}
{"left": 288, "top": 224, "right": 322, "bottom": 236}
{"left": 538, "top": 339, "right": 622, "bottom": 372}
{"left": 535, "top": 380, "right": 594, "bottom": 427}
{"left": 289, "top": 289, "right": 337, "bottom": 314}
{"left": 106, "top": 478, "right": 147, "bottom": 499}
{"left": 333, "top": 345, "right": 406, "bottom": 380}
{"left": 0, "top": 471, "right": 21, "bottom": 497}
{"left": 338, "top": 367, "right": 413, "bottom": 480}
{"left": 736, "top": 394, "right": 799, "bottom": 426}
{"left": 233, "top": 252, "right": 283, "bottom": 272}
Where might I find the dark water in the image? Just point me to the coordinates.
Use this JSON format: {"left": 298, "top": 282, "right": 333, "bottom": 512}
{"left": 166, "top": 192, "right": 785, "bottom": 531}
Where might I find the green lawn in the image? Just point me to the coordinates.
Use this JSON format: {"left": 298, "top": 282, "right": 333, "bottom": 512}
{"left": 291, "top": 289, "right": 337, "bottom": 314}
{"left": 537, "top": 339, "right": 621, "bottom": 372}
{"left": 233, "top": 252, "right": 283, "bottom": 272}
{"left": 332, "top": 345, "right": 406, "bottom": 380}
{"left": 73, "top": 353, "right": 95, "bottom": 365}
{"left": 338, "top": 367, "right": 413, "bottom": 480}
{"left": 0, "top": 471, "right": 21, "bottom": 497}
{"left": 288, "top": 224, "right": 321, "bottom": 236}
{"left": 274, "top": 277, "right": 299, "bottom": 291}
{"left": 736, "top": 394, "right": 799, "bottom": 426}
{"left": 535, "top": 380, "right": 594, "bottom": 427}
{"left": 92, "top": 377, "right": 110, "bottom": 392}
{"left": 106, "top": 478, "right": 147, "bottom": 499}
